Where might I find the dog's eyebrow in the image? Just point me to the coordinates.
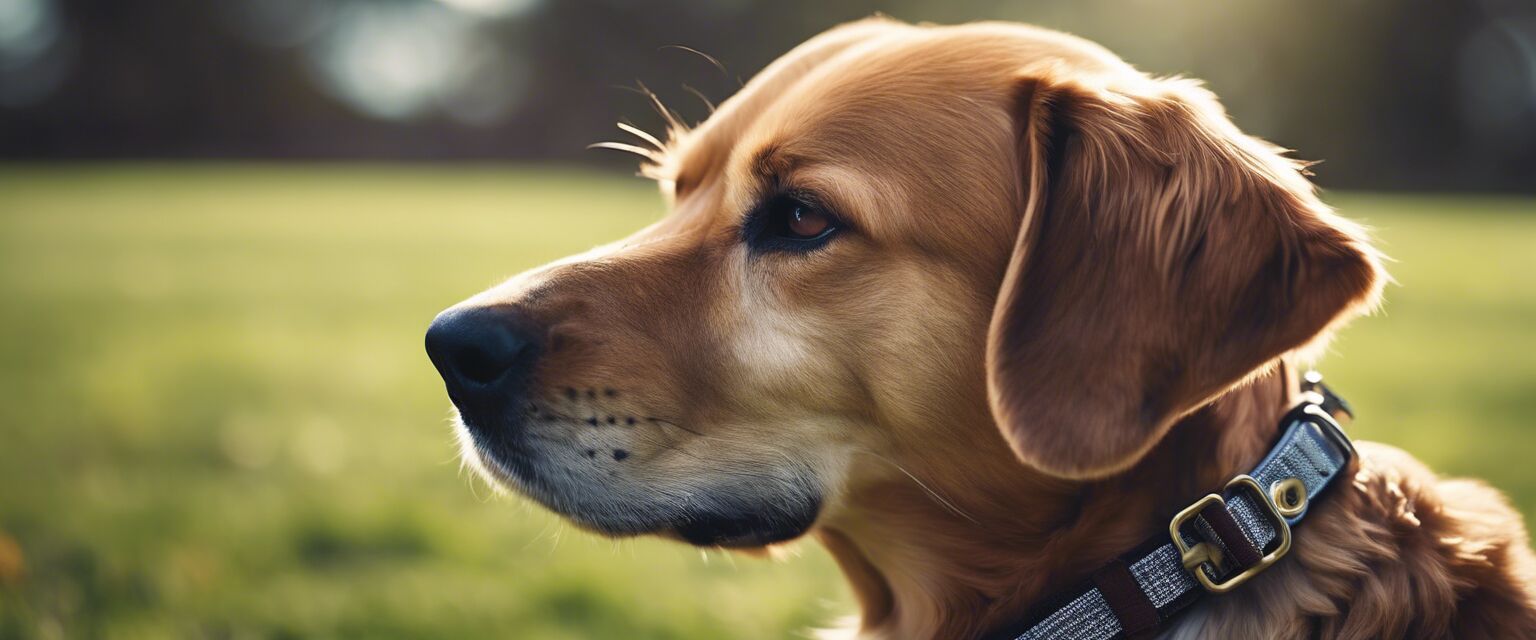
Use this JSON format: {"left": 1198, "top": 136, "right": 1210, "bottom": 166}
{"left": 741, "top": 143, "right": 874, "bottom": 232}
{"left": 748, "top": 143, "right": 793, "bottom": 186}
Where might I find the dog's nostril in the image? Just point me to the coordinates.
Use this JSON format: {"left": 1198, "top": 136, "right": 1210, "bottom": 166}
{"left": 424, "top": 305, "right": 541, "bottom": 409}
{"left": 455, "top": 345, "right": 508, "bottom": 385}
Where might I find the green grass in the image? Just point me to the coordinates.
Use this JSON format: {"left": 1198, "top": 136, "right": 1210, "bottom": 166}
{"left": 0, "top": 165, "right": 1531, "bottom": 638}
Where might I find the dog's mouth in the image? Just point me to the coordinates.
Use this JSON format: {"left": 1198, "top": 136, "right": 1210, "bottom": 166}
{"left": 669, "top": 504, "right": 822, "bottom": 548}
{"left": 456, "top": 414, "right": 824, "bottom": 548}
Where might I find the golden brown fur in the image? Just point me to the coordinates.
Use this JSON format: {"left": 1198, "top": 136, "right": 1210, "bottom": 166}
{"left": 437, "top": 18, "right": 1536, "bottom": 639}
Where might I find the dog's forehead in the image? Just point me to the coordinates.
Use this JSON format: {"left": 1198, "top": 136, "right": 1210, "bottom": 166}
{"left": 670, "top": 24, "right": 1131, "bottom": 201}
{"left": 694, "top": 34, "right": 1017, "bottom": 171}
{"left": 753, "top": 64, "right": 1003, "bottom": 166}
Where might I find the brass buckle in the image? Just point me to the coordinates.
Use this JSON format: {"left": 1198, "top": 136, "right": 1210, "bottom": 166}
{"left": 1168, "top": 475, "right": 1292, "bottom": 594}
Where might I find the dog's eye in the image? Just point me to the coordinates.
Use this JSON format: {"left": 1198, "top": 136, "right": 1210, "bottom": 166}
{"left": 744, "top": 195, "right": 841, "bottom": 252}
{"left": 781, "top": 202, "right": 831, "bottom": 239}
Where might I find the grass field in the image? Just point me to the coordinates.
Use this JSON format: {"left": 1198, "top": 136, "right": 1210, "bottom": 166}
{"left": 0, "top": 165, "right": 1532, "bottom": 639}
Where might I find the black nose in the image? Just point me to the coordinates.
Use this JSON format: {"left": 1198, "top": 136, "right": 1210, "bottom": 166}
{"left": 425, "top": 306, "right": 541, "bottom": 417}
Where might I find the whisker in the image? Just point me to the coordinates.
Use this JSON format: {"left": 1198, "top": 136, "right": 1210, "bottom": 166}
{"left": 681, "top": 84, "right": 716, "bottom": 113}
{"left": 639, "top": 165, "right": 672, "bottom": 185}
{"left": 659, "top": 44, "right": 730, "bottom": 78}
{"left": 634, "top": 79, "right": 686, "bottom": 132}
{"left": 853, "top": 449, "right": 980, "bottom": 525}
{"left": 646, "top": 416, "right": 704, "bottom": 437}
{"left": 588, "top": 141, "right": 662, "bottom": 161}
{"left": 616, "top": 121, "right": 666, "bottom": 150}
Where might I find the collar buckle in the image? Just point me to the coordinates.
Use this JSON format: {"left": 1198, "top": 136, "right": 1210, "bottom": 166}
{"left": 1168, "top": 474, "right": 1293, "bottom": 594}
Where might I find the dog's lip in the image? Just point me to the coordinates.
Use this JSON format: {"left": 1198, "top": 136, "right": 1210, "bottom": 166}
{"left": 670, "top": 519, "right": 814, "bottom": 548}
{"left": 457, "top": 414, "right": 824, "bottom": 547}
{"left": 669, "top": 498, "right": 823, "bottom": 548}
{"left": 511, "top": 478, "right": 819, "bottom": 545}
{"left": 458, "top": 431, "right": 673, "bottom": 535}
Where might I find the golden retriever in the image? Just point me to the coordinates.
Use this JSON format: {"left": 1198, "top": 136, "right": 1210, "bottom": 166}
{"left": 425, "top": 18, "right": 1536, "bottom": 639}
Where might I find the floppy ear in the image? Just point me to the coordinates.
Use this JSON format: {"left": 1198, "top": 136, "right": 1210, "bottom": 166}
{"left": 986, "top": 75, "right": 1385, "bottom": 479}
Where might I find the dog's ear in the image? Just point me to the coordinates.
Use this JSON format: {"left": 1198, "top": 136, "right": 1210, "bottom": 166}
{"left": 985, "top": 75, "right": 1384, "bottom": 479}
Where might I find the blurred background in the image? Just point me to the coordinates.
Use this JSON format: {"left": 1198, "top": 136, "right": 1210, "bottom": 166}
{"left": 0, "top": 0, "right": 1533, "bottom": 638}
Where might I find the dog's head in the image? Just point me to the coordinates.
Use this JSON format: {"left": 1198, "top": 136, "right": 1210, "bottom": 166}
{"left": 426, "top": 19, "right": 1382, "bottom": 548}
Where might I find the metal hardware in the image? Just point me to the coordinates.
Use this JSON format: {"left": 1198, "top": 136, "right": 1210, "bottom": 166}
{"left": 1270, "top": 477, "right": 1307, "bottom": 518}
{"left": 1301, "top": 370, "right": 1354, "bottom": 424}
{"left": 1300, "top": 403, "right": 1356, "bottom": 462}
{"left": 1179, "top": 542, "right": 1224, "bottom": 572}
{"left": 1169, "top": 475, "right": 1292, "bottom": 593}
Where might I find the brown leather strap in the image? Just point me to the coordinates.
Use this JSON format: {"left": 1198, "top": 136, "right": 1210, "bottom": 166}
{"left": 1198, "top": 502, "right": 1262, "bottom": 570}
{"left": 1091, "top": 559, "right": 1160, "bottom": 638}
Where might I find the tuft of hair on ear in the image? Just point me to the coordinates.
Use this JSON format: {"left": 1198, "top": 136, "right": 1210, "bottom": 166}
{"left": 986, "top": 71, "right": 1386, "bottom": 480}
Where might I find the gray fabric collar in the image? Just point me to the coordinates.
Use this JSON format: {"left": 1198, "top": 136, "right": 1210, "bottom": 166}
{"left": 1000, "top": 376, "right": 1357, "bottom": 640}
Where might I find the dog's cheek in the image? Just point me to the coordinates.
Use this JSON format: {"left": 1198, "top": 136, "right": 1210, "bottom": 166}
{"left": 714, "top": 256, "right": 851, "bottom": 407}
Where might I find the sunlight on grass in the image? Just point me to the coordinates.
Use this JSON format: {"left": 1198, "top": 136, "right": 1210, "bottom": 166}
{"left": 0, "top": 165, "right": 1531, "bottom": 637}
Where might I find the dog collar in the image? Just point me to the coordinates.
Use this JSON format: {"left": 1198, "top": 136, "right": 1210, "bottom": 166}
{"left": 994, "top": 373, "right": 1357, "bottom": 640}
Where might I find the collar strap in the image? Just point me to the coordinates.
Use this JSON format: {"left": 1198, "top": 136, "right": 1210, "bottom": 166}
{"left": 995, "top": 375, "right": 1356, "bottom": 640}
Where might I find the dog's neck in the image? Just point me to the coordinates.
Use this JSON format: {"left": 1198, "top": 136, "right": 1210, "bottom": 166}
{"left": 816, "top": 361, "right": 1298, "bottom": 639}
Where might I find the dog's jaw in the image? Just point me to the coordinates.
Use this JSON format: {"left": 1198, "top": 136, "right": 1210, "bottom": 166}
{"left": 808, "top": 364, "right": 1296, "bottom": 639}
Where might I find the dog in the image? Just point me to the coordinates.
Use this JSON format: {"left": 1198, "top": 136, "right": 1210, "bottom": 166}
{"left": 425, "top": 18, "right": 1536, "bottom": 639}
